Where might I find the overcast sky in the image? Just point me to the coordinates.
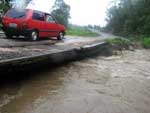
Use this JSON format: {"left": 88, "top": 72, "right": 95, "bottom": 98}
{"left": 64, "top": 0, "right": 112, "bottom": 26}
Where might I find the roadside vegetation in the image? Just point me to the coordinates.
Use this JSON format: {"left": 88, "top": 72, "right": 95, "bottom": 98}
{"left": 142, "top": 38, "right": 150, "bottom": 48}
{"left": 106, "top": 37, "right": 150, "bottom": 50}
{"left": 66, "top": 27, "right": 99, "bottom": 37}
{"left": 129, "top": 36, "right": 150, "bottom": 49}
{"left": 106, "top": 38, "right": 131, "bottom": 46}
{"left": 105, "top": 0, "right": 150, "bottom": 49}
{"left": 0, "top": 2, "right": 9, "bottom": 12}
{"left": 106, "top": 38, "right": 133, "bottom": 51}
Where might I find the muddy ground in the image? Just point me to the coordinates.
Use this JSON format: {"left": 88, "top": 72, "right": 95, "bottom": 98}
{"left": 0, "top": 49, "right": 150, "bottom": 113}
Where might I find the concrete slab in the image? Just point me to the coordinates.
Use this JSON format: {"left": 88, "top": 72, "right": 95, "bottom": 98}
{"left": 0, "top": 33, "right": 113, "bottom": 74}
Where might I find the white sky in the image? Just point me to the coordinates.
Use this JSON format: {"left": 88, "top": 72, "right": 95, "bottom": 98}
{"left": 27, "top": 0, "right": 55, "bottom": 14}
{"left": 64, "top": 0, "right": 112, "bottom": 26}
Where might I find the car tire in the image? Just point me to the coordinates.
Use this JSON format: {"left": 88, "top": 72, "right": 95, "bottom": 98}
{"left": 57, "top": 32, "right": 64, "bottom": 40}
{"left": 30, "top": 30, "right": 38, "bottom": 41}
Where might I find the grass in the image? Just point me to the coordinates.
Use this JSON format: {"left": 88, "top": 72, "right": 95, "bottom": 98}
{"left": 106, "top": 38, "right": 133, "bottom": 50}
{"left": 142, "top": 38, "right": 150, "bottom": 48}
{"left": 106, "top": 36, "right": 150, "bottom": 49}
{"left": 66, "top": 28, "right": 99, "bottom": 37}
{"left": 128, "top": 36, "right": 150, "bottom": 48}
{"left": 106, "top": 38, "right": 132, "bottom": 45}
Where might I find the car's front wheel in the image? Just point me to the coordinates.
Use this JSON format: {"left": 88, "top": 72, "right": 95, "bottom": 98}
{"left": 57, "top": 32, "right": 64, "bottom": 40}
{"left": 30, "top": 30, "right": 38, "bottom": 41}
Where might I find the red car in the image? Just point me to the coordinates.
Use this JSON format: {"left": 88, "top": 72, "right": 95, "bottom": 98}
{"left": 2, "top": 8, "right": 66, "bottom": 41}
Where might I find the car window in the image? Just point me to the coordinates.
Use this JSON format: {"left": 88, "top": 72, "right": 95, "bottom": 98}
{"left": 6, "top": 9, "right": 27, "bottom": 19}
{"left": 46, "top": 15, "right": 55, "bottom": 23}
{"left": 32, "top": 11, "right": 45, "bottom": 21}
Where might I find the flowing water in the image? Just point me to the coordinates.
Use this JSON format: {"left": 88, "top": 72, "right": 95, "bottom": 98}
{"left": 0, "top": 49, "right": 150, "bottom": 113}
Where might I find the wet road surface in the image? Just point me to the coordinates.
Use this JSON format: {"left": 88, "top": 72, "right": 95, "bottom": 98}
{"left": 0, "top": 33, "right": 114, "bottom": 61}
{"left": 0, "top": 33, "right": 113, "bottom": 47}
{"left": 0, "top": 49, "right": 150, "bottom": 113}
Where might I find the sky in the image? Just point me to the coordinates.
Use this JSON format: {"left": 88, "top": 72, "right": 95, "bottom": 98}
{"left": 27, "top": 0, "right": 55, "bottom": 13}
{"left": 64, "top": 0, "right": 112, "bottom": 26}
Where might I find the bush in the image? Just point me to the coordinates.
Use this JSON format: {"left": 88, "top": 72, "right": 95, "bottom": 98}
{"left": 128, "top": 36, "right": 150, "bottom": 49}
{"left": 106, "top": 38, "right": 131, "bottom": 45}
{"left": 106, "top": 38, "right": 133, "bottom": 50}
{"left": 66, "top": 28, "right": 99, "bottom": 37}
{"left": 142, "top": 37, "right": 150, "bottom": 48}
{"left": 0, "top": 3, "right": 9, "bottom": 12}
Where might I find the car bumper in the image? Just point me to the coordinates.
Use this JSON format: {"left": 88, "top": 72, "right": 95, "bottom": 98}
{"left": 2, "top": 26, "right": 32, "bottom": 36}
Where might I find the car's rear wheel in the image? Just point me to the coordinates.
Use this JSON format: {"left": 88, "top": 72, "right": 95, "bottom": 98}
{"left": 57, "top": 32, "right": 64, "bottom": 40}
{"left": 30, "top": 30, "right": 38, "bottom": 41}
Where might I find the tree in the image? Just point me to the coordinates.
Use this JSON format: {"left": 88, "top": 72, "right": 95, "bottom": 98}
{"left": 106, "top": 0, "right": 150, "bottom": 36}
{"left": 51, "top": 0, "right": 70, "bottom": 28}
{"left": 0, "top": 0, "right": 10, "bottom": 12}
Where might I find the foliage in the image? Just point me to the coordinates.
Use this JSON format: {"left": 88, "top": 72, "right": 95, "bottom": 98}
{"left": 142, "top": 38, "right": 150, "bottom": 48}
{"left": 106, "top": 38, "right": 131, "bottom": 45}
{"left": 106, "top": 0, "right": 150, "bottom": 36}
{"left": 120, "top": 36, "right": 150, "bottom": 49}
{"left": 0, "top": 2, "right": 10, "bottom": 12}
{"left": 52, "top": 0, "right": 70, "bottom": 28}
{"left": 66, "top": 28, "right": 99, "bottom": 37}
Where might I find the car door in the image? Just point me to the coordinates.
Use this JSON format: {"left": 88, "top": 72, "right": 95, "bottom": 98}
{"left": 45, "top": 14, "right": 59, "bottom": 37}
{"left": 29, "top": 10, "right": 46, "bottom": 37}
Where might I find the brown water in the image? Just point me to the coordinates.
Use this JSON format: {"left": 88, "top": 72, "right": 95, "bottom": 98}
{"left": 0, "top": 49, "right": 150, "bottom": 113}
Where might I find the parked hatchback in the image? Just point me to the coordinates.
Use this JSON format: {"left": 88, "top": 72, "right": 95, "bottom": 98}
{"left": 2, "top": 8, "right": 66, "bottom": 40}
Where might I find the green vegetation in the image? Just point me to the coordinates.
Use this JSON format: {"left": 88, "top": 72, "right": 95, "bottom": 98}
{"left": 66, "top": 28, "right": 99, "bottom": 37}
{"left": 142, "top": 38, "right": 150, "bottom": 48}
{"left": 106, "top": 38, "right": 133, "bottom": 51}
{"left": 106, "top": 38, "right": 131, "bottom": 45}
{"left": 129, "top": 36, "right": 150, "bottom": 49}
{"left": 106, "top": 0, "right": 150, "bottom": 36}
{"left": 105, "top": 0, "right": 150, "bottom": 49}
{"left": 0, "top": 1, "right": 10, "bottom": 12}
{"left": 52, "top": 0, "right": 70, "bottom": 28}
{"left": 106, "top": 37, "right": 150, "bottom": 49}
{"left": 106, "top": 38, "right": 132, "bottom": 50}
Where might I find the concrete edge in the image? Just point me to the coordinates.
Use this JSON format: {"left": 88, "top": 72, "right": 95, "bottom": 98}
{"left": 0, "top": 41, "right": 109, "bottom": 74}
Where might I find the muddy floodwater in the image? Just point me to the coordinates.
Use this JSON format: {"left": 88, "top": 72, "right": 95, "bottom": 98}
{"left": 0, "top": 49, "right": 150, "bottom": 113}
